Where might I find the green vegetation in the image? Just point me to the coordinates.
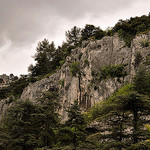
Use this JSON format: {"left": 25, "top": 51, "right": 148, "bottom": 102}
{"left": 133, "top": 66, "right": 150, "bottom": 96}
{"left": 58, "top": 100, "right": 87, "bottom": 148}
{"left": 27, "top": 14, "right": 149, "bottom": 78}
{"left": 78, "top": 53, "right": 83, "bottom": 60}
{"left": 140, "top": 39, "right": 149, "bottom": 47}
{"left": 66, "top": 26, "right": 81, "bottom": 47}
{"left": 99, "top": 64, "right": 127, "bottom": 80}
{"left": 81, "top": 24, "right": 105, "bottom": 41}
{"left": 59, "top": 60, "right": 65, "bottom": 66}
{"left": 28, "top": 40, "right": 59, "bottom": 77}
{"left": 113, "top": 14, "right": 150, "bottom": 46}
{"left": 91, "top": 64, "right": 127, "bottom": 83}
{"left": 0, "top": 90, "right": 61, "bottom": 150}
{"left": 28, "top": 24, "right": 105, "bottom": 78}
{"left": 145, "top": 125, "right": 150, "bottom": 148}
{"left": 59, "top": 79, "right": 64, "bottom": 87}
{"left": 84, "top": 58, "right": 89, "bottom": 66}
{"left": 2, "top": 66, "right": 150, "bottom": 150}
{"left": 0, "top": 97, "right": 87, "bottom": 150}
{"left": 70, "top": 62, "right": 80, "bottom": 76}
{"left": 134, "top": 52, "right": 143, "bottom": 69}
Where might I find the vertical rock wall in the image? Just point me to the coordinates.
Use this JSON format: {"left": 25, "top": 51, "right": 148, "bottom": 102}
{"left": 5, "top": 32, "right": 150, "bottom": 121}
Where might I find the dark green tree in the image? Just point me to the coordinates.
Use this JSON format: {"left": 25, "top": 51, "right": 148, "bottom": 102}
{"left": 64, "top": 100, "right": 87, "bottom": 148}
{"left": 28, "top": 39, "right": 56, "bottom": 77}
{"left": 66, "top": 26, "right": 81, "bottom": 46}
{"left": 133, "top": 66, "right": 150, "bottom": 96}
{"left": 36, "top": 90, "right": 61, "bottom": 147}
{"left": 0, "top": 100, "right": 42, "bottom": 150}
{"left": 81, "top": 24, "right": 104, "bottom": 41}
{"left": 0, "top": 90, "right": 61, "bottom": 150}
{"left": 81, "top": 24, "right": 97, "bottom": 40}
{"left": 93, "top": 26, "right": 105, "bottom": 40}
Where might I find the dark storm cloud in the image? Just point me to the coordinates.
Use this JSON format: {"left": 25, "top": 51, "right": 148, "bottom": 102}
{"left": 0, "top": 0, "right": 149, "bottom": 75}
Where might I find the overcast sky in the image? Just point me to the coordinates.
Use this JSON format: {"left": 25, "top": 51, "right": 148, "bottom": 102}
{"left": 0, "top": 0, "right": 149, "bottom": 76}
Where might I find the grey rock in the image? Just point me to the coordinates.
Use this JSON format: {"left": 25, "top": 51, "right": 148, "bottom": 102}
{"left": 1, "top": 32, "right": 150, "bottom": 121}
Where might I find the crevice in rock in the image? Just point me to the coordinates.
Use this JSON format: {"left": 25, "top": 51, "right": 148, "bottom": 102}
{"left": 78, "top": 75, "right": 82, "bottom": 103}
{"left": 110, "top": 36, "right": 114, "bottom": 66}
{"left": 129, "top": 46, "right": 133, "bottom": 82}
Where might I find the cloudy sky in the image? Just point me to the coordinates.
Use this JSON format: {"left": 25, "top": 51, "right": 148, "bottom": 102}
{"left": 0, "top": 0, "right": 149, "bottom": 76}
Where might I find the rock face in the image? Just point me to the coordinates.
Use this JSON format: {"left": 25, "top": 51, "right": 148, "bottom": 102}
{"left": 21, "top": 32, "right": 150, "bottom": 121}
{"left": 2, "top": 33, "right": 150, "bottom": 121}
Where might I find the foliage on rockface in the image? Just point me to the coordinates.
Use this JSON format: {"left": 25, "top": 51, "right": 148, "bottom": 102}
{"left": 56, "top": 100, "right": 87, "bottom": 149}
{"left": 99, "top": 64, "right": 127, "bottom": 80}
{"left": 91, "top": 64, "right": 128, "bottom": 84}
{"left": 70, "top": 62, "right": 80, "bottom": 76}
{"left": 113, "top": 14, "right": 150, "bottom": 46}
{"left": 28, "top": 40, "right": 60, "bottom": 77}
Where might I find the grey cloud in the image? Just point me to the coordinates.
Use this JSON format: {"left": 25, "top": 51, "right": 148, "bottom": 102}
{"left": 0, "top": 0, "right": 139, "bottom": 48}
{"left": 0, "top": 0, "right": 149, "bottom": 75}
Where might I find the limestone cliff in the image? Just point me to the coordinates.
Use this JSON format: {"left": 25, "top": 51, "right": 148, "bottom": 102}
{"left": 0, "top": 33, "right": 149, "bottom": 121}
{"left": 19, "top": 32, "right": 150, "bottom": 120}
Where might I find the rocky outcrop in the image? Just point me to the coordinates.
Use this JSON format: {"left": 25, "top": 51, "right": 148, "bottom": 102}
{"left": 0, "top": 97, "right": 14, "bottom": 120}
{"left": 20, "top": 32, "right": 150, "bottom": 120}
{"left": 1, "top": 32, "right": 150, "bottom": 121}
{"left": 0, "top": 74, "right": 18, "bottom": 88}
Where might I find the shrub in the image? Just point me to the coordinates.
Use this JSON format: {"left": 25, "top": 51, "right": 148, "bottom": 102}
{"left": 144, "top": 56, "right": 150, "bottom": 65}
{"left": 70, "top": 62, "right": 80, "bottom": 76}
{"left": 59, "top": 79, "right": 64, "bottom": 87}
{"left": 0, "top": 77, "right": 30, "bottom": 100}
{"left": 59, "top": 60, "right": 65, "bottom": 66}
{"left": 136, "top": 23, "right": 147, "bottom": 33}
{"left": 113, "top": 14, "right": 150, "bottom": 47}
{"left": 140, "top": 39, "right": 149, "bottom": 47}
{"left": 91, "top": 70, "right": 95, "bottom": 76}
{"left": 99, "top": 64, "right": 127, "bottom": 81}
{"left": 117, "top": 29, "right": 133, "bottom": 47}
{"left": 84, "top": 58, "right": 89, "bottom": 66}
{"left": 105, "top": 27, "right": 113, "bottom": 36}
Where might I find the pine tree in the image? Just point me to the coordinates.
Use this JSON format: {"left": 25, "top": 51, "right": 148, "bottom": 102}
{"left": 81, "top": 24, "right": 104, "bottom": 41}
{"left": 88, "top": 84, "right": 150, "bottom": 150}
{"left": 66, "top": 26, "right": 81, "bottom": 46}
{"left": 36, "top": 90, "right": 61, "bottom": 147}
{"left": 64, "top": 100, "right": 87, "bottom": 148}
{"left": 0, "top": 100, "right": 41, "bottom": 150}
{"left": 0, "top": 90, "right": 61, "bottom": 150}
{"left": 28, "top": 39, "right": 56, "bottom": 77}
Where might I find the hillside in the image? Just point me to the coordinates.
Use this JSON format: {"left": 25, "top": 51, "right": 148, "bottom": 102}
{"left": 0, "top": 14, "right": 150, "bottom": 150}
{"left": 21, "top": 32, "right": 150, "bottom": 121}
